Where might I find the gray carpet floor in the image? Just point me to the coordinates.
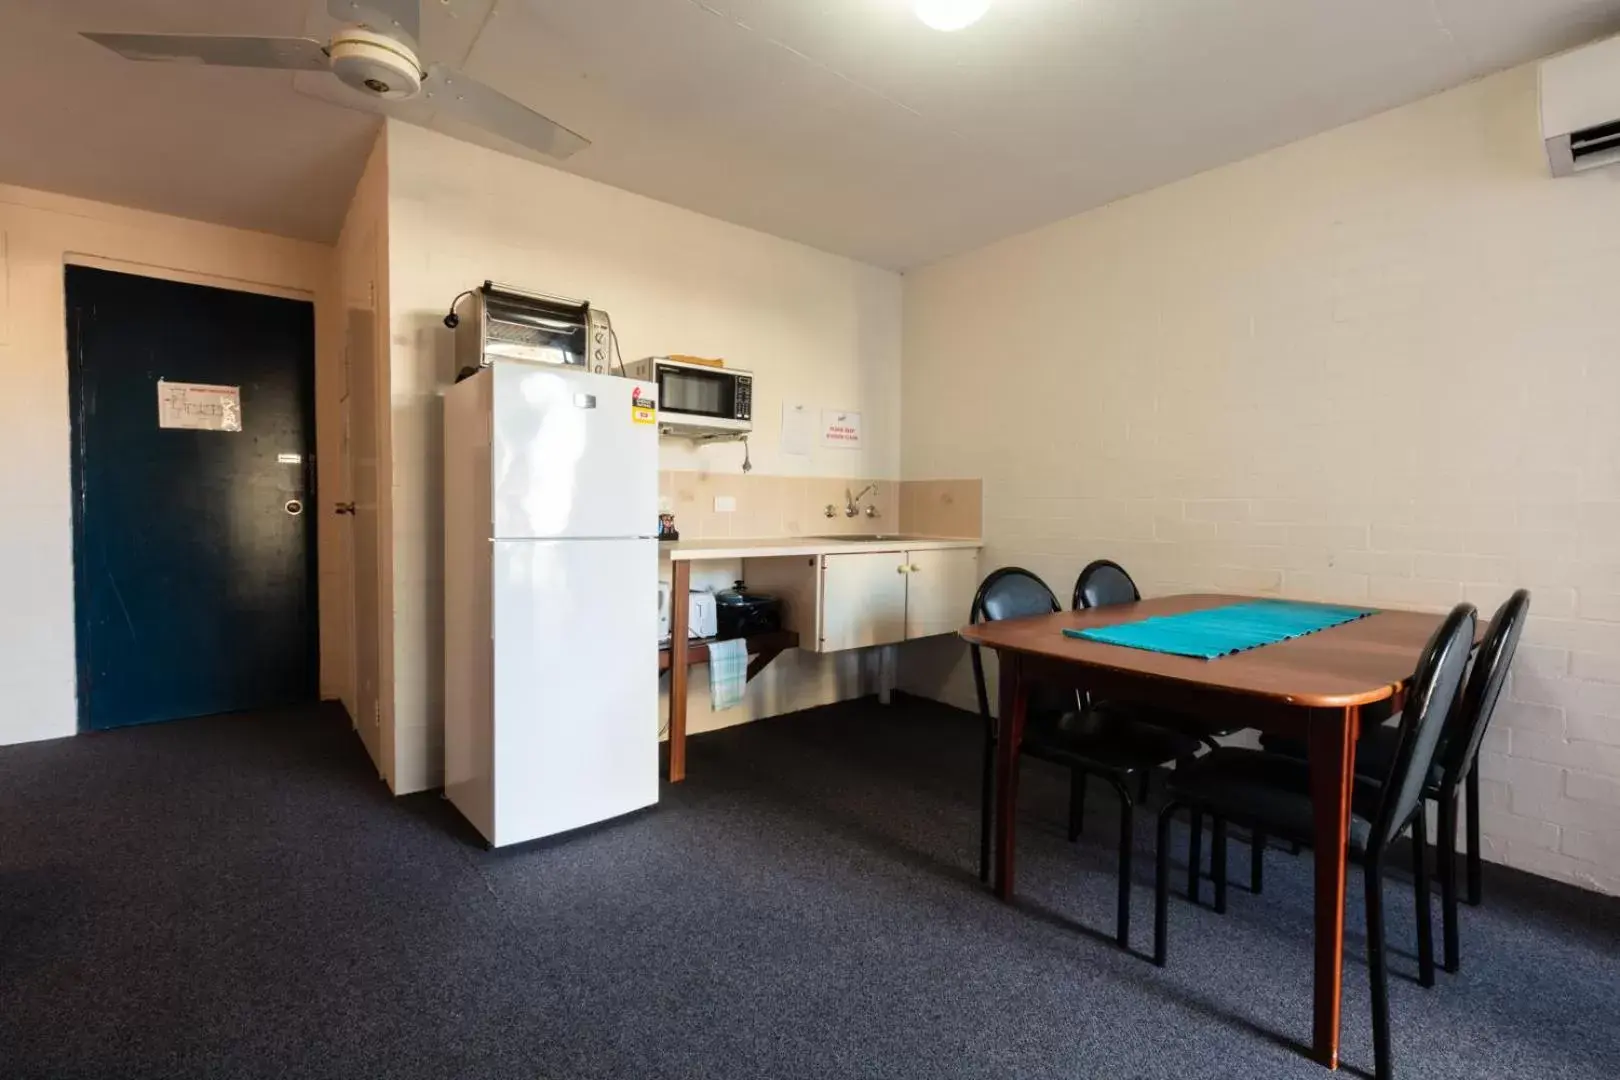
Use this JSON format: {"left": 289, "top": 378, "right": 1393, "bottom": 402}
{"left": 2, "top": 695, "right": 1617, "bottom": 1079}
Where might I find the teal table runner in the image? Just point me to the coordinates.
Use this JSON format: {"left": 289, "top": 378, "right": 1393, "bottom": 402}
{"left": 1063, "top": 600, "right": 1375, "bottom": 660}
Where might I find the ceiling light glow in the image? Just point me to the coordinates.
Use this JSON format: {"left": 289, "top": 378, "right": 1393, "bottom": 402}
{"left": 914, "top": 0, "right": 991, "bottom": 32}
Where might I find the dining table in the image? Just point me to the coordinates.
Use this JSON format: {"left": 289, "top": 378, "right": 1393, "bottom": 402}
{"left": 959, "top": 593, "right": 1462, "bottom": 1070}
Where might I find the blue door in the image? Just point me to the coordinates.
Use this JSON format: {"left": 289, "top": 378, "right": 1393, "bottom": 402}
{"left": 66, "top": 266, "right": 318, "bottom": 730}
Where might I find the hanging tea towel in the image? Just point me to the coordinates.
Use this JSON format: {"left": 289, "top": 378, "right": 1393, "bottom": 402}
{"left": 708, "top": 639, "right": 749, "bottom": 711}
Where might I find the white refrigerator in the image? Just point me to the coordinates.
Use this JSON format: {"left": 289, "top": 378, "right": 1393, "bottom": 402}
{"left": 442, "top": 358, "right": 659, "bottom": 847}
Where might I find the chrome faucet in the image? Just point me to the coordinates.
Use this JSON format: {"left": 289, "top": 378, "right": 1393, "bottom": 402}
{"left": 845, "top": 483, "right": 878, "bottom": 518}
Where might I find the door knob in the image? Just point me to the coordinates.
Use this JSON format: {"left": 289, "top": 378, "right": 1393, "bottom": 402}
{"left": 334, "top": 502, "right": 357, "bottom": 515}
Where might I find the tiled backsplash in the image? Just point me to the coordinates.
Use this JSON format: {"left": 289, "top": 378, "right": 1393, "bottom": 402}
{"left": 660, "top": 472, "right": 981, "bottom": 541}
{"left": 900, "top": 479, "right": 984, "bottom": 539}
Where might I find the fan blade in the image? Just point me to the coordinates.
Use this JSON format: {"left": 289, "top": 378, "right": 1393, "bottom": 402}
{"left": 81, "top": 33, "right": 330, "bottom": 71}
{"left": 328, "top": 0, "right": 420, "bottom": 49}
{"left": 425, "top": 64, "right": 590, "bottom": 161}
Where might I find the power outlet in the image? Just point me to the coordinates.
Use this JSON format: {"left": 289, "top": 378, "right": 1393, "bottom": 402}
{"left": 714, "top": 495, "right": 737, "bottom": 513}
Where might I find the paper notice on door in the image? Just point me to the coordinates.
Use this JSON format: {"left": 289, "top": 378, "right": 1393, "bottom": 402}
{"left": 157, "top": 380, "right": 242, "bottom": 432}
{"left": 781, "top": 401, "right": 814, "bottom": 457}
{"left": 821, "top": 409, "right": 862, "bottom": 449}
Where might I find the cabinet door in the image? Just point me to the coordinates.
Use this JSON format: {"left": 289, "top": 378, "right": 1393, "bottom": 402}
{"left": 819, "top": 551, "right": 908, "bottom": 651}
{"left": 904, "top": 548, "right": 982, "bottom": 640}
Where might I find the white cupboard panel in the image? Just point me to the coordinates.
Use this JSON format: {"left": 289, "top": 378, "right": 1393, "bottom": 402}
{"left": 819, "top": 551, "right": 907, "bottom": 651}
{"left": 903, "top": 547, "right": 981, "bottom": 640}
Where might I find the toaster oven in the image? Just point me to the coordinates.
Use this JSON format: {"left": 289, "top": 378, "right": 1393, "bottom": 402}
{"left": 453, "top": 281, "right": 614, "bottom": 373}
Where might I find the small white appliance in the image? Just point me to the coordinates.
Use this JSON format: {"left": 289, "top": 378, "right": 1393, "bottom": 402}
{"left": 658, "top": 584, "right": 718, "bottom": 644}
{"left": 691, "top": 591, "right": 719, "bottom": 639}
{"left": 1540, "top": 31, "right": 1620, "bottom": 177}
{"left": 442, "top": 358, "right": 659, "bottom": 848}
{"left": 622, "top": 357, "right": 753, "bottom": 437}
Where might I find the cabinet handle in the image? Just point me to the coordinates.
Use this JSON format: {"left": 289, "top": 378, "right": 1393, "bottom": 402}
{"left": 897, "top": 564, "right": 909, "bottom": 574}
{"left": 909, "top": 564, "right": 921, "bottom": 573}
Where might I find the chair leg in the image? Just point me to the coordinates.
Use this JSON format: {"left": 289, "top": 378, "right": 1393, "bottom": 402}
{"left": 1068, "top": 769, "right": 1088, "bottom": 842}
{"left": 1366, "top": 855, "right": 1393, "bottom": 1080}
{"left": 1212, "top": 817, "right": 1229, "bottom": 914}
{"left": 1438, "top": 792, "right": 1461, "bottom": 974}
{"left": 1411, "top": 815, "right": 1435, "bottom": 989}
{"left": 1111, "top": 779, "right": 1135, "bottom": 949}
{"left": 1187, "top": 810, "right": 1203, "bottom": 903}
{"left": 1250, "top": 829, "right": 1266, "bottom": 894}
{"left": 978, "top": 727, "right": 995, "bottom": 883}
{"left": 1466, "top": 768, "right": 1483, "bottom": 906}
{"left": 1155, "top": 803, "right": 1176, "bottom": 967}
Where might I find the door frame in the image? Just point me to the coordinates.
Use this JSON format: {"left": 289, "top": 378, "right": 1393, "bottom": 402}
{"left": 64, "top": 258, "right": 321, "bottom": 731}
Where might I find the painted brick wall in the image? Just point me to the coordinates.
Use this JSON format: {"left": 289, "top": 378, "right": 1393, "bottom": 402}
{"left": 899, "top": 64, "right": 1620, "bottom": 895}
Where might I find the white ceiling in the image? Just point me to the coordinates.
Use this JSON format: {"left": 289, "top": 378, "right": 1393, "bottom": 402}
{"left": 5, "top": 1, "right": 1620, "bottom": 268}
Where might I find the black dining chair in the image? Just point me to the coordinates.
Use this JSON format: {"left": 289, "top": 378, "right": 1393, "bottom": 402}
{"left": 1152, "top": 602, "right": 1478, "bottom": 1080}
{"left": 1257, "top": 589, "right": 1529, "bottom": 972}
{"left": 1070, "top": 559, "right": 1261, "bottom": 872}
{"left": 1071, "top": 560, "right": 1245, "bottom": 756}
{"left": 1071, "top": 558, "right": 1141, "bottom": 611}
{"left": 970, "top": 567, "right": 1205, "bottom": 948}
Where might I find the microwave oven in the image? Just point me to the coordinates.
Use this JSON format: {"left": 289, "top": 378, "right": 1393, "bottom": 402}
{"left": 623, "top": 357, "right": 752, "bottom": 436}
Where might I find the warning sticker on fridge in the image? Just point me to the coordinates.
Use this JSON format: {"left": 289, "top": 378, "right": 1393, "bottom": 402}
{"left": 157, "top": 380, "right": 242, "bottom": 432}
{"left": 631, "top": 394, "right": 657, "bottom": 425}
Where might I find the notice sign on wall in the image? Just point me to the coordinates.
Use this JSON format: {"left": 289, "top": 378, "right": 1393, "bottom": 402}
{"left": 821, "top": 409, "right": 863, "bottom": 449}
{"left": 157, "top": 379, "right": 242, "bottom": 432}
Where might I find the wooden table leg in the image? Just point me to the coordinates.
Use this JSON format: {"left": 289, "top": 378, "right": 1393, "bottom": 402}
{"left": 667, "top": 558, "right": 690, "bottom": 783}
{"left": 993, "top": 650, "right": 1028, "bottom": 899}
{"left": 1308, "top": 704, "right": 1360, "bottom": 1069}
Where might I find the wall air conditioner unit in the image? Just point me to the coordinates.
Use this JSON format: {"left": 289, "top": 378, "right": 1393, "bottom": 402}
{"left": 1540, "top": 31, "right": 1620, "bottom": 177}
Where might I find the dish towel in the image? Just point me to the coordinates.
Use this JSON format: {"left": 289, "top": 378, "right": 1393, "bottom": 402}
{"left": 708, "top": 638, "right": 749, "bottom": 711}
{"left": 1063, "top": 600, "right": 1375, "bottom": 660}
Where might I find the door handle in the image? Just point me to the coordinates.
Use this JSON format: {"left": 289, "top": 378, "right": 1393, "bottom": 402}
{"left": 334, "top": 502, "right": 356, "bottom": 515}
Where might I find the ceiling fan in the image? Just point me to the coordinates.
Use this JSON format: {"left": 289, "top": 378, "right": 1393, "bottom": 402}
{"left": 79, "top": 0, "right": 589, "bottom": 160}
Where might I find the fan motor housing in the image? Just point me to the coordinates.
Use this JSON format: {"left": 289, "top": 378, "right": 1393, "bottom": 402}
{"left": 329, "top": 27, "right": 422, "bottom": 100}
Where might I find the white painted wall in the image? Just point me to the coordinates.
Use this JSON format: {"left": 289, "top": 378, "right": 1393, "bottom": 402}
{"left": 901, "top": 64, "right": 1620, "bottom": 894}
{"left": 383, "top": 121, "right": 903, "bottom": 793}
{"left": 0, "top": 184, "right": 346, "bottom": 748}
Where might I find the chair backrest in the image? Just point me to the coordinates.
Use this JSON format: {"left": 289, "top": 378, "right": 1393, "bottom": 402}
{"left": 1369, "top": 603, "right": 1477, "bottom": 854}
{"left": 1072, "top": 559, "right": 1140, "bottom": 610}
{"left": 969, "top": 567, "right": 1061, "bottom": 719}
{"left": 1437, "top": 589, "right": 1530, "bottom": 790}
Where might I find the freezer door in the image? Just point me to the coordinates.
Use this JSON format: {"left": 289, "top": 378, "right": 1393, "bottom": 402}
{"left": 491, "top": 361, "right": 658, "bottom": 540}
{"left": 491, "top": 538, "right": 658, "bottom": 845}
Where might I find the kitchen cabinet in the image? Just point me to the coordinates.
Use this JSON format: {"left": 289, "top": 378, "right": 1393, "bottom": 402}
{"left": 902, "top": 547, "right": 983, "bottom": 640}
{"left": 820, "top": 552, "right": 909, "bottom": 651}
{"left": 746, "top": 544, "right": 981, "bottom": 654}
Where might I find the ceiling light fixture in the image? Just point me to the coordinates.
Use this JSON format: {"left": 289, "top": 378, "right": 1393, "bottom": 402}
{"left": 914, "top": 0, "right": 991, "bottom": 32}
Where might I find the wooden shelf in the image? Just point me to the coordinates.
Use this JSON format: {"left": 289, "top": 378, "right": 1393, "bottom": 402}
{"left": 658, "top": 630, "right": 799, "bottom": 674}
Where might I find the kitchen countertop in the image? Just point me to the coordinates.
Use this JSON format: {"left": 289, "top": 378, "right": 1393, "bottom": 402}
{"left": 663, "top": 535, "right": 982, "bottom": 561}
